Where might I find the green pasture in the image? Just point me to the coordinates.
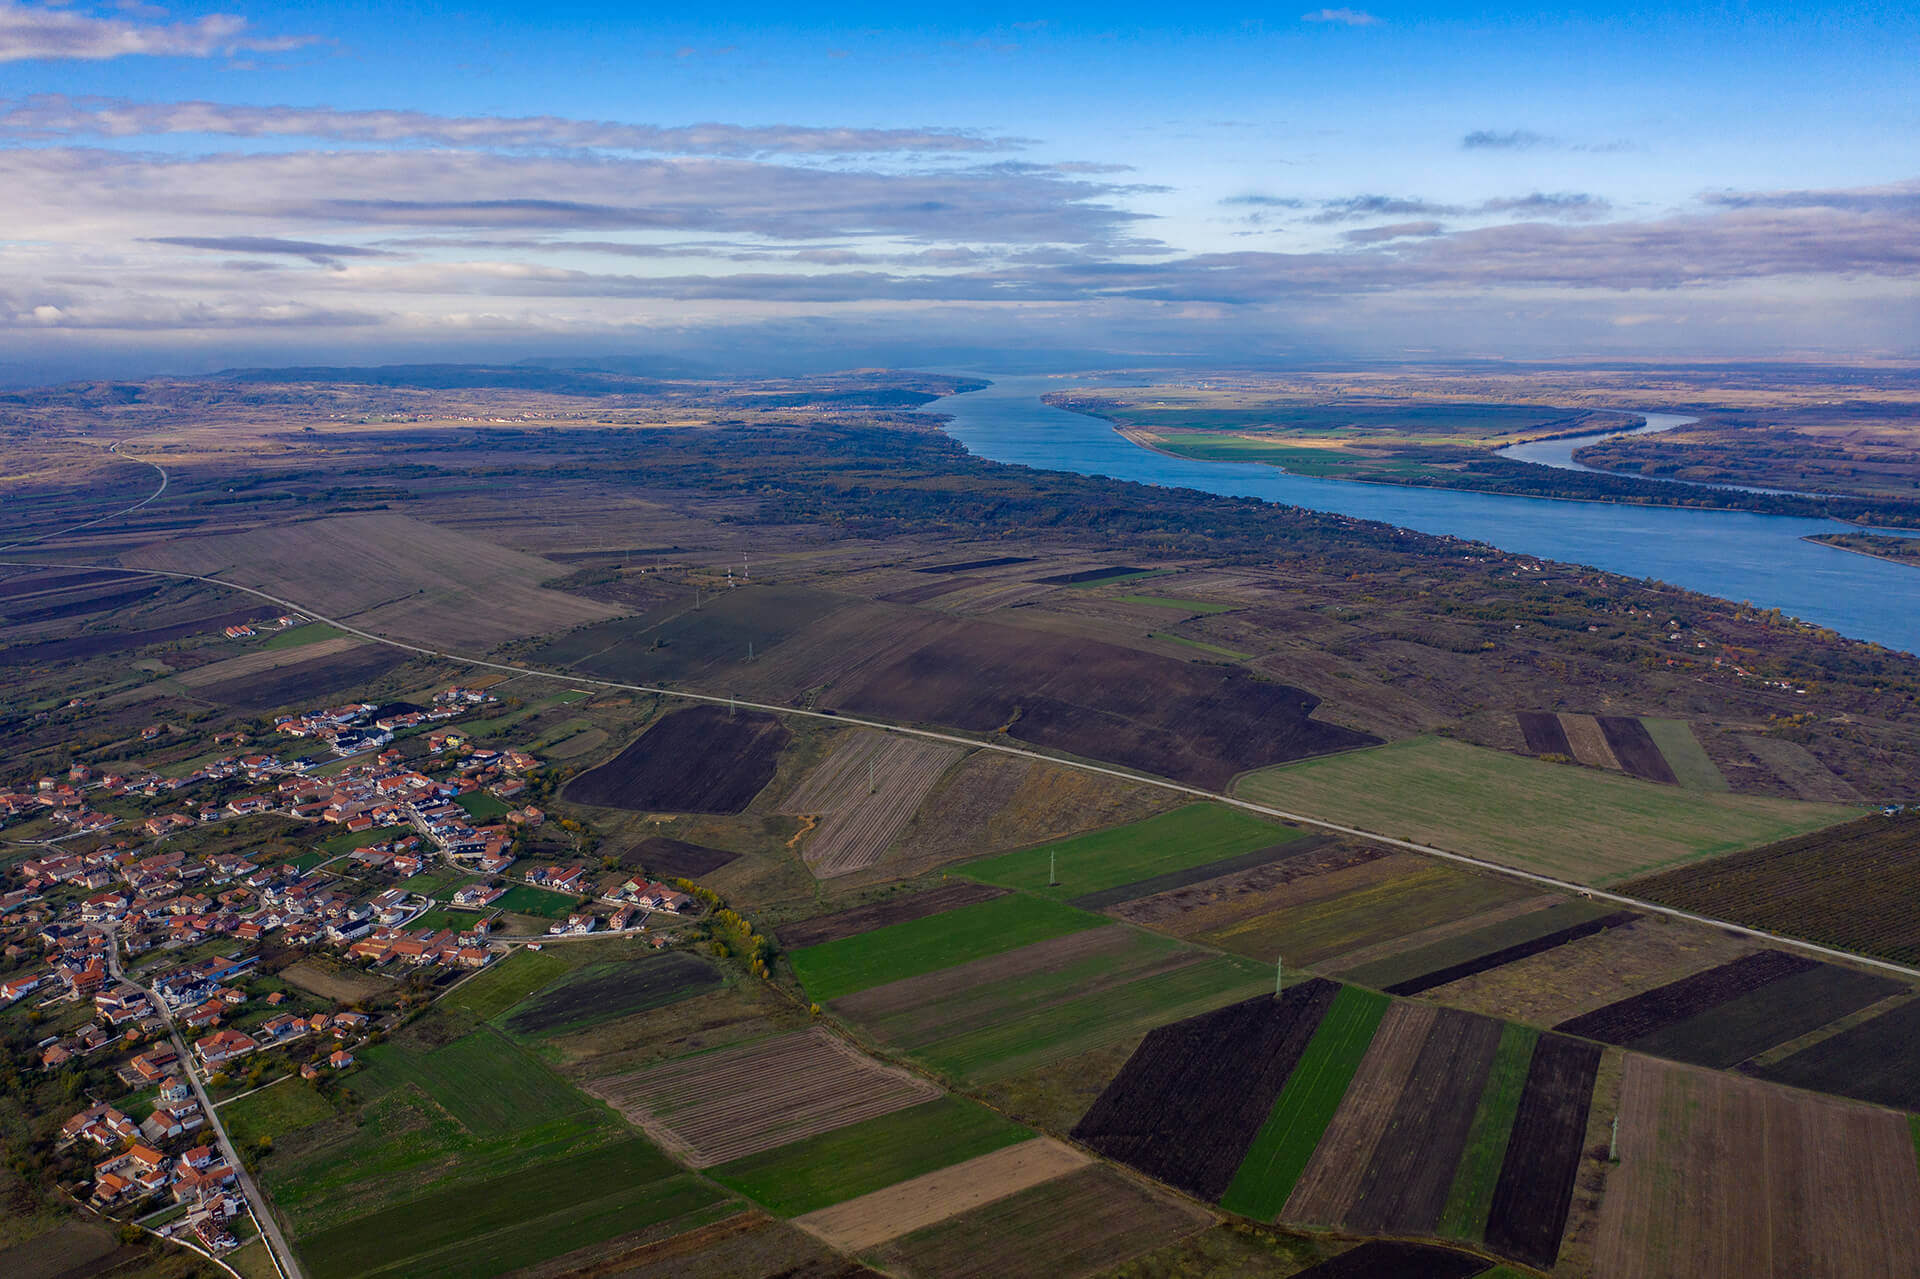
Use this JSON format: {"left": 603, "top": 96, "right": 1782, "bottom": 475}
{"left": 791, "top": 894, "right": 1105, "bottom": 1002}
{"left": 963, "top": 804, "right": 1296, "bottom": 899}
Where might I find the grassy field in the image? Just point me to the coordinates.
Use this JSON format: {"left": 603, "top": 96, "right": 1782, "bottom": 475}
{"left": 222, "top": 1078, "right": 336, "bottom": 1148}
{"left": 1235, "top": 736, "right": 1859, "bottom": 883}
{"left": 1438, "top": 1023, "right": 1539, "bottom": 1241}
{"left": 962, "top": 804, "right": 1296, "bottom": 898}
{"left": 320, "top": 824, "right": 411, "bottom": 856}
{"left": 1220, "top": 985, "right": 1388, "bottom": 1220}
{"left": 455, "top": 790, "right": 512, "bottom": 821}
{"left": 494, "top": 884, "right": 580, "bottom": 918}
{"left": 260, "top": 622, "right": 346, "bottom": 651}
{"left": 708, "top": 1096, "right": 1029, "bottom": 1217}
{"left": 353, "top": 1026, "right": 590, "bottom": 1132}
{"left": 1115, "top": 595, "right": 1237, "bottom": 614}
{"left": 441, "top": 946, "right": 573, "bottom": 1020}
{"left": 295, "top": 1137, "right": 715, "bottom": 1279}
{"left": 790, "top": 894, "right": 1106, "bottom": 1002}
{"left": 1643, "top": 719, "right": 1729, "bottom": 792}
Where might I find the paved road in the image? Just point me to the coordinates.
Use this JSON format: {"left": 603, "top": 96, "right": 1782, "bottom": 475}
{"left": 101, "top": 929, "right": 301, "bottom": 1279}
{"left": 23, "top": 549, "right": 1919, "bottom": 987}
{"left": 0, "top": 442, "right": 168, "bottom": 552}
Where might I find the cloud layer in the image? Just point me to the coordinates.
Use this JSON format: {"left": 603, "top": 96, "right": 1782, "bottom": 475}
{"left": 0, "top": 3, "right": 309, "bottom": 62}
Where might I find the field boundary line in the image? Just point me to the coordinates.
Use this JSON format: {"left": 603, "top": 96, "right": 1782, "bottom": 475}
{"left": 10, "top": 554, "right": 1918, "bottom": 986}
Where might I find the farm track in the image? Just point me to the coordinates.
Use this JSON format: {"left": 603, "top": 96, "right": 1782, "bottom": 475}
{"left": 8, "top": 546, "right": 1918, "bottom": 986}
{"left": 782, "top": 730, "right": 964, "bottom": 876}
{"left": 584, "top": 1028, "right": 938, "bottom": 1167}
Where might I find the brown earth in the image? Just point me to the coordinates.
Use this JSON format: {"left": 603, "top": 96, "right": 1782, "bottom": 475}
{"left": 780, "top": 730, "right": 965, "bottom": 877}
{"left": 793, "top": 1137, "right": 1089, "bottom": 1252}
{"left": 1110, "top": 840, "right": 1395, "bottom": 933}
{"left": 1284, "top": 1001, "right": 1439, "bottom": 1223}
{"left": 582, "top": 1028, "right": 938, "bottom": 1167}
{"left": 567, "top": 707, "right": 790, "bottom": 814}
{"left": 1558, "top": 714, "right": 1621, "bottom": 770}
{"left": 1593, "top": 1055, "right": 1920, "bottom": 1278}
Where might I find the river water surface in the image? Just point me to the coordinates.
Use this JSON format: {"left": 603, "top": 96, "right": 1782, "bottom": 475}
{"left": 926, "top": 376, "right": 1920, "bottom": 654}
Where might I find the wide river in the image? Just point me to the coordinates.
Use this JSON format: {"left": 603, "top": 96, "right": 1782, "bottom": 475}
{"left": 926, "top": 375, "right": 1920, "bottom": 655}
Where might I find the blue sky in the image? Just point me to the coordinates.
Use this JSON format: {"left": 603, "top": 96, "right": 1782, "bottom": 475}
{"left": 1, "top": 0, "right": 1915, "bottom": 377}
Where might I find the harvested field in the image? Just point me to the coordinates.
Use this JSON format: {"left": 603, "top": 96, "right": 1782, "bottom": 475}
{"left": 781, "top": 730, "right": 964, "bottom": 876}
{"left": 197, "top": 643, "right": 409, "bottom": 708}
{"left": 618, "top": 835, "right": 739, "bottom": 878}
{"left": 1288, "top": 1242, "right": 1492, "bottom": 1279}
{"left": 584, "top": 1028, "right": 938, "bottom": 1167}
{"left": 1642, "top": 718, "right": 1728, "bottom": 791}
{"left": 280, "top": 958, "right": 390, "bottom": 1004}
{"left": 1196, "top": 859, "right": 1537, "bottom": 969}
{"left": 963, "top": 803, "right": 1297, "bottom": 899}
{"left": 1338, "top": 900, "right": 1613, "bottom": 992}
{"left": 831, "top": 925, "right": 1269, "bottom": 1082}
{"left": 1, "top": 580, "right": 163, "bottom": 624}
{"left": 870, "top": 1164, "right": 1211, "bottom": 1279}
{"left": 543, "top": 1211, "right": 874, "bottom": 1279}
{"left": 793, "top": 1137, "right": 1087, "bottom": 1252}
{"left": 502, "top": 953, "right": 723, "bottom": 1037}
{"left": 878, "top": 577, "right": 977, "bottom": 605}
{"left": 887, "top": 751, "right": 1174, "bottom": 874}
{"left": 1556, "top": 949, "right": 1816, "bottom": 1044}
{"left": 1620, "top": 814, "right": 1920, "bottom": 965}
{"left": 1110, "top": 839, "right": 1391, "bottom": 933}
{"left": 1383, "top": 911, "right": 1637, "bottom": 996}
{"left": 821, "top": 617, "right": 1378, "bottom": 789}
{"left": 789, "top": 893, "right": 1104, "bottom": 1002}
{"left": 1749, "top": 996, "right": 1920, "bottom": 1111}
{"left": 1340, "top": 1010, "right": 1506, "bottom": 1234}
{"left": 123, "top": 511, "right": 624, "bottom": 649}
{"left": 1598, "top": 716, "right": 1679, "bottom": 784}
{"left": 1282, "top": 1002, "right": 1441, "bottom": 1224}
{"left": 1738, "top": 733, "right": 1863, "bottom": 802}
{"left": 1559, "top": 713, "right": 1621, "bottom": 770}
{"left": 1515, "top": 710, "right": 1572, "bottom": 757}
{"left": 544, "top": 726, "right": 608, "bottom": 760}
{"left": 1628, "top": 962, "right": 1905, "bottom": 1069}
{"left": 1413, "top": 917, "right": 1758, "bottom": 1028}
{"left": 1072, "top": 980, "right": 1340, "bottom": 1200}
{"left": 775, "top": 883, "right": 1007, "bottom": 950}
{"left": 1595, "top": 1056, "right": 1920, "bottom": 1278}
{"left": 538, "top": 585, "right": 848, "bottom": 685}
{"left": 1236, "top": 736, "right": 1856, "bottom": 883}
{"left": 1222, "top": 985, "right": 1390, "bottom": 1220}
{"left": 171, "top": 634, "right": 362, "bottom": 688}
{"left": 709, "top": 1096, "right": 1029, "bottom": 1218}
{"left": 567, "top": 707, "right": 789, "bottom": 814}
{"left": 1483, "top": 1034, "right": 1601, "bottom": 1270}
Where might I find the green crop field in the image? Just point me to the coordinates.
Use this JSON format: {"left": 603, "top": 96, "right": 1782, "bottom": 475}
{"left": 455, "top": 790, "right": 512, "bottom": 821}
{"left": 1643, "top": 718, "right": 1730, "bottom": 792}
{"left": 1221, "top": 985, "right": 1389, "bottom": 1219}
{"left": 320, "top": 824, "right": 411, "bottom": 855}
{"left": 919, "top": 955, "right": 1273, "bottom": 1082}
{"left": 441, "top": 946, "right": 572, "bottom": 1020}
{"left": 963, "top": 804, "right": 1296, "bottom": 898}
{"left": 260, "top": 622, "right": 346, "bottom": 651}
{"left": 494, "top": 884, "right": 579, "bottom": 918}
{"left": 353, "top": 1026, "right": 591, "bottom": 1132}
{"left": 790, "top": 894, "right": 1106, "bottom": 1001}
{"left": 295, "top": 1137, "right": 715, "bottom": 1279}
{"left": 1146, "top": 631, "right": 1254, "bottom": 660}
{"left": 1235, "top": 736, "right": 1859, "bottom": 883}
{"left": 222, "top": 1079, "right": 336, "bottom": 1149}
{"left": 709, "top": 1096, "right": 1029, "bottom": 1217}
{"left": 1439, "top": 1023, "right": 1539, "bottom": 1241}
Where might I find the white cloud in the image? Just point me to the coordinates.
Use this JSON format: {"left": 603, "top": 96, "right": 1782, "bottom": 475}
{"left": 0, "top": 2, "right": 312, "bottom": 62}
{"left": 1301, "top": 9, "right": 1381, "bottom": 27}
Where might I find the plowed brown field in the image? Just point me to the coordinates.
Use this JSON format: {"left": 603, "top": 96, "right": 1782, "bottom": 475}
{"left": 782, "top": 730, "right": 964, "bottom": 876}
{"left": 584, "top": 1028, "right": 937, "bottom": 1167}
{"left": 1594, "top": 1056, "right": 1920, "bottom": 1278}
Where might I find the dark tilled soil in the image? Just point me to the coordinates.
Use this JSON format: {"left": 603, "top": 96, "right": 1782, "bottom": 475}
{"left": 504, "top": 953, "right": 723, "bottom": 1036}
{"left": 0, "top": 603, "right": 279, "bottom": 665}
{"left": 1631, "top": 962, "right": 1906, "bottom": 1070}
{"left": 914, "top": 556, "right": 1035, "bottom": 574}
{"left": 1032, "top": 565, "right": 1148, "bottom": 585}
{"left": 1598, "top": 715, "right": 1679, "bottom": 784}
{"left": 1071, "top": 979, "right": 1340, "bottom": 1200}
{"left": 618, "top": 836, "right": 740, "bottom": 878}
{"left": 1289, "top": 1241, "right": 1491, "bottom": 1279}
{"left": 775, "top": 883, "right": 1009, "bottom": 950}
{"left": 567, "top": 707, "right": 790, "bottom": 814}
{"left": 0, "top": 581, "right": 164, "bottom": 624}
{"left": 1344, "top": 1008, "right": 1506, "bottom": 1234}
{"left": 1746, "top": 996, "right": 1920, "bottom": 1111}
{"left": 1386, "top": 911, "right": 1638, "bottom": 996}
{"left": 1555, "top": 949, "right": 1816, "bottom": 1044}
{"left": 1484, "top": 1033, "right": 1603, "bottom": 1269}
{"left": 200, "top": 644, "right": 409, "bottom": 709}
{"left": 1517, "top": 711, "right": 1573, "bottom": 757}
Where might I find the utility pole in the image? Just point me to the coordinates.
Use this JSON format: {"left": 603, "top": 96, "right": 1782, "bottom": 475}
{"left": 1049, "top": 849, "right": 1058, "bottom": 887}
{"left": 1275, "top": 954, "right": 1284, "bottom": 996}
